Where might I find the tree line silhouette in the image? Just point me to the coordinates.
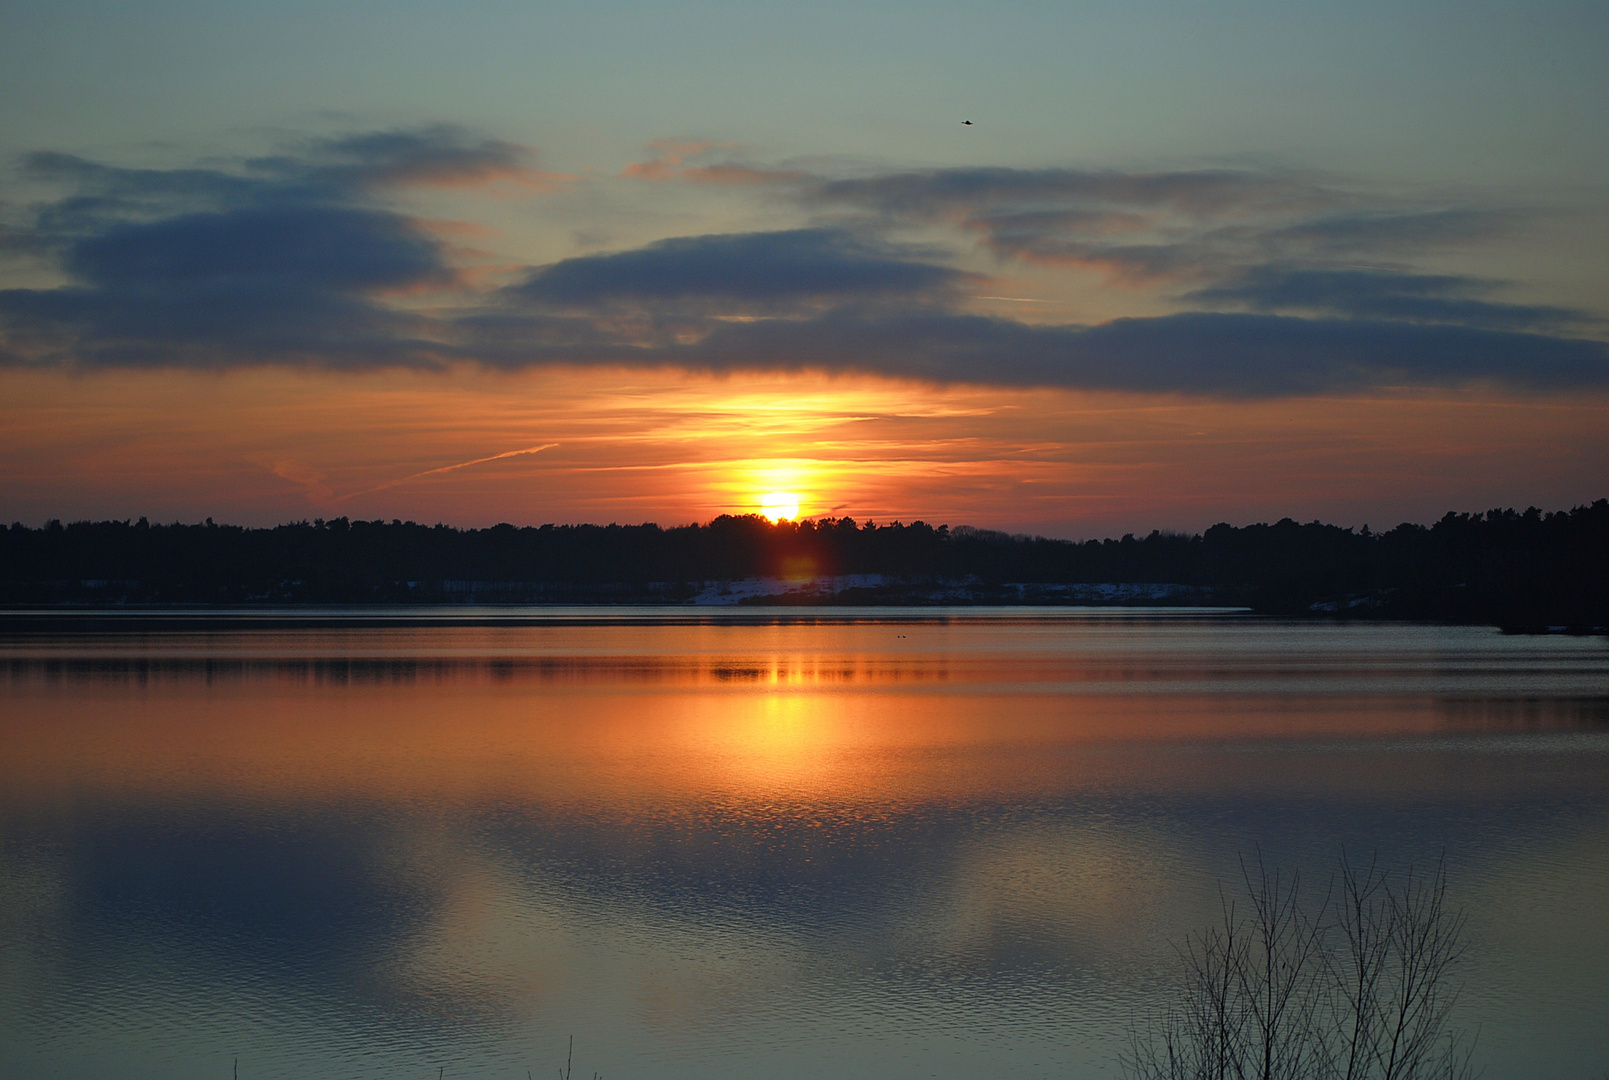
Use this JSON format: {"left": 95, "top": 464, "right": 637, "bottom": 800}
{"left": 2, "top": 500, "right": 1605, "bottom": 629}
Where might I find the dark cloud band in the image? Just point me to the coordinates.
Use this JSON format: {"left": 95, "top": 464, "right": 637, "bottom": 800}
{"left": 1186, "top": 267, "right": 1595, "bottom": 333}
{"left": 457, "top": 309, "right": 1609, "bottom": 397}
{"left": 1, "top": 134, "right": 1605, "bottom": 395}
{"left": 514, "top": 229, "right": 967, "bottom": 310}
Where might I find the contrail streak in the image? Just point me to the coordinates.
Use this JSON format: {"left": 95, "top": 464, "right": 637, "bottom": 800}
{"left": 336, "top": 443, "right": 558, "bottom": 502}
{"left": 970, "top": 295, "right": 1050, "bottom": 303}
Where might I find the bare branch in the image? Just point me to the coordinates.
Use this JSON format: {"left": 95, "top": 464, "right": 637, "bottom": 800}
{"left": 1125, "top": 851, "right": 1474, "bottom": 1080}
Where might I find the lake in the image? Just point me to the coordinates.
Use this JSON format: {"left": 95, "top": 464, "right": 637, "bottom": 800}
{"left": 1, "top": 609, "right": 1606, "bottom": 1080}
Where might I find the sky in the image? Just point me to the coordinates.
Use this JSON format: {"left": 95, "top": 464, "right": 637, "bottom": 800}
{"left": 1, "top": 0, "right": 1606, "bottom": 536}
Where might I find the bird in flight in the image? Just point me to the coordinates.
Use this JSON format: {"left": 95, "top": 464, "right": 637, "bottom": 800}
{"left": 962, "top": 120, "right": 973, "bottom": 125}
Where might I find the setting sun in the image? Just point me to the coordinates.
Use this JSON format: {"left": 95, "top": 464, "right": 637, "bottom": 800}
{"left": 759, "top": 491, "right": 802, "bottom": 522}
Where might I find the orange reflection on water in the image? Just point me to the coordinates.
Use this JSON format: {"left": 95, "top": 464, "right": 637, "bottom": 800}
{"left": 6, "top": 619, "right": 1605, "bottom": 810}
{"left": 4, "top": 663, "right": 1586, "bottom": 814}
{"left": 4, "top": 621, "right": 1607, "bottom": 1080}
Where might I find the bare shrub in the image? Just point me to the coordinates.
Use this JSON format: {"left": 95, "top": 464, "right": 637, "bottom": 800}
{"left": 1124, "top": 851, "right": 1475, "bottom": 1080}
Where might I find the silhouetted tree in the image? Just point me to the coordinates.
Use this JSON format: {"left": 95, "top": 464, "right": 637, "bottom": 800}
{"left": 1124, "top": 853, "right": 1474, "bottom": 1080}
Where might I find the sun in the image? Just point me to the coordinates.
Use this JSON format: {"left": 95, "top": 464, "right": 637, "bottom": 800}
{"left": 759, "top": 491, "right": 801, "bottom": 522}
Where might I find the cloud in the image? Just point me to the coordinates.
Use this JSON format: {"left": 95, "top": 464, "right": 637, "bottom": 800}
{"left": 0, "top": 129, "right": 526, "bottom": 366}
{"left": 69, "top": 205, "right": 449, "bottom": 293}
{"left": 21, "top": 152, "right": 274, "bottom": 237}
{"left": 810, "top": 166, "right": 1325, "bottom": 218}
{"left": 808, "top": 167, "right": 1332, "bottom": 284}
{"left": 681, "top": 163, "right": 809, "bottom": 185}
{"left": 2, "top": 137, "right": 1604, "bottom": 395}
{"left": 1269, "top": 209, "right": 1518, "bottom": 254}
{"left": 458, "top": 307, "right": 1609, "bottom": 397}
{"left": 805, "top": 166, "right": 1529, "bottom": 290}
{"left": 512, "top": 228, "right": 969, "bottom": 312}
{"left": 620, "top": 139, "right": 724, "bottom": 181}
{"left": 279, "top": 126, "right": 564, "bottom": 191}
{"left": 621, "top": 139, "right": 806, "bottom": 185}
{"left": 21, "top": 125, "right": 560, "bottom": 235}
{"left": 1186, "top": 267, "right": 1597, "bottom": 332}
{"left": 0, "top": 279, "right": 440, "bottom": 369}
{"left": 0, "top": 203, "right": 454, "bottom": 366}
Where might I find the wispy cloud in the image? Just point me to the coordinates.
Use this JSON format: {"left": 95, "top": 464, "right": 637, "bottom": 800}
{"left": 803, "top": 166, "right": 1532, "bottom": 291}
{"left": 620, "top": 140, "right": 730, "bottom": 181}
{"left": 621, "top": 139, "right": 805, "bottom": 185}
{"left": 279, "top": 127, "right": 572, "bottom": 192}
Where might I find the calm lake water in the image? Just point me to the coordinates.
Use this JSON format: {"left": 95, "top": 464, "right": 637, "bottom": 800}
{"left": 2, "top": 609, "right": 1607, "bottom": 1080}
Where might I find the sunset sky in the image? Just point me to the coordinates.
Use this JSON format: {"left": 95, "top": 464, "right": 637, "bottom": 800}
{"left": 2, "top": 0, "right": 1606, "bottom": 536}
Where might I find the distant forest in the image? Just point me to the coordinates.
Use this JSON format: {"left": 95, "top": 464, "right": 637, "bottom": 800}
{"left": 3, "top": 501, "right": 1607, "bottom": 630}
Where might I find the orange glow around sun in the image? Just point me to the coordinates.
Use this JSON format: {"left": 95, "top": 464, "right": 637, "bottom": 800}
{"left": 759, "top": 492, "right": 802, "bottom": 521}
{"left": 3, "top": 365, "right": 1609, "bottom": 536}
